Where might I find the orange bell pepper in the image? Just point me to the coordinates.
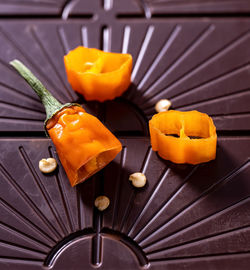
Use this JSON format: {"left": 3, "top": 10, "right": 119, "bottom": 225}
{"left": 149, "top": 110, "right": 217, "bottom": 164}
{"left": 10, "top": 60, "right": 122, "bottom": 186}
{"left": 64, "top": 46, "right": 132, "bottom": 102}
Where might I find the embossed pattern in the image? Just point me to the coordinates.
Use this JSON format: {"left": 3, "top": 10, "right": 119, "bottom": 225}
{"left": 1, "top": 0, "right": 249, "bottom": 17}
{"left": 144, "top": 0, "right": 250, "bottom": 15}
{"left": 0, "top": 138, "right": 250, "bottom": 269}
{"left": 0, "top": 0, "right": 65, "bottom": 15}
{"left": 0, "top": 20, "right": 249, "bottom": 131}
{"left": 0, "top": 0, "right": 250, "bottom": 269}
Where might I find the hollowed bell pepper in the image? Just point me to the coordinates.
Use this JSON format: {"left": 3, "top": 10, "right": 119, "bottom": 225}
{"left": 64, "top": 46, "right": 132, "bottom": 102}
{"left": 149, "top": 110, "right": 217, "bottom": 164}
{"left": 10, "top": 60, "right": 122, "bottom": 186}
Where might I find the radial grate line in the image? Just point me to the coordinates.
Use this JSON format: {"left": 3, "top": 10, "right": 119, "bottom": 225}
{"left": 142, "top": 29, "right": 250, "bottom": 106}
{"left": 174, "top": 87, "right": 250, "bottom": 111}
{"left": 145, "top": 196, "right": 250, "bottom": 254}
{"left": 57, "top": 26, "right": 70, "bottom": 53}
{"left": 0, "top": 81, "right": 41, "bottom": 105}
{"left": 112, "top": 146, "right": 127, "bottom": 229}
{"left": 122, "top": 25, "right": 131, "bottom": 54}
{"left": 127, "top": 168, "right": 170, "bottom": 237}
{"left": 131, "top": 25, "right": 155, "bottom": 83}
{"left": 171, "top": 63, "right": 250, "bottom": 105}
{"left": 30, "top": 26, "right": 74, "bottom": 100}
{"left": 133, "top": 166, "right": 198, "bottom": 241}
{"left": 0, "top": 27, "right": 65, "bottom": 103}
{"left": 0, "top": 221, "right": 51, "bottom": 251}
{"left": 0, "top": 100, "right": 44, "bottom": 115}
{"left": 140, "top": 24, "right": 215, "bottom": 100}
{"left": 119, "top": 146, "right": 153, "bottom": 232}
{"left": 139, "top": 160, "right": 250, "bottom": 247}
{"left": 149, "top": 251, "right": 250, "bottom": 263}
{"left": 0, "top": 197, "right": 56, "bottom": 246}
{"left": 146, "top": 199, "right": 250, "bottom": 257}
{"left": 19, "top": 146, "right": 68, "bottom": 237}
{"left": 81, "top": 26, "right": 88, "bottom": 47}
{"left": 0, "top": 240, "right": 47, "bottom": 258}
{"left": 0, "top": 163, "right": 60, "bottom": 241}
{"left": 48, "top": 146, "right": 75, "bottom": 233}
{"left": 136, "top": 24, "right": 182, "bottom": 92}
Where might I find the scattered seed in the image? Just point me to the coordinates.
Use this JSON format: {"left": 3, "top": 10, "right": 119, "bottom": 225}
{"left": 155, "top": 99, "right": 172, "bottom": 113}
{"left": 95, "top": 196, "right": 110, "bottom": 211}
{"left": 39, "top": 158, "right": 57, "bottom": 173}
{"left": 129, "top": 172, "right": 147, "bottom": 188}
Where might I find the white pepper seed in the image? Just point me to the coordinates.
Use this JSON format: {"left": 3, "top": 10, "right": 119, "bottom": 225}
{"left": 95, "top": 196, "right": 110, "bottom": 211}
{"left": 39, "top": 158, "right": 57, "bottom": 173}
{"left": 155, "top": 99, "right": 172, "bottom": 113}
{"left": 129, "top": 172, "right": 147, "bottom": 188}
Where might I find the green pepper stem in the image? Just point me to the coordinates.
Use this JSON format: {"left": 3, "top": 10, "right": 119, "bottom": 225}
{"left": 10, "top": 59, "right": 64, "bottom": 123}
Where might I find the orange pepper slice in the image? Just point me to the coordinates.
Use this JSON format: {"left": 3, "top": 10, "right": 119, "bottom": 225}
{"left": 64, "top": 46, "right": 133, "bottom": 102}
{"left": 47, "top": 106, "right": 122, "bottom": 186}
{"left": 149, "top": 110, "right": 217, "bottom": 164}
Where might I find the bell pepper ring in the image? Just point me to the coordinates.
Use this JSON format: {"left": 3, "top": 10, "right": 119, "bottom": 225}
{"left": 64, "top": 46, "right": 133, "bottom": 102}
{"left": 149, "top": 110, "right": 217, "bottom": 165}
{"left": 10, "top": 60, "right": 122, "bottom": 187}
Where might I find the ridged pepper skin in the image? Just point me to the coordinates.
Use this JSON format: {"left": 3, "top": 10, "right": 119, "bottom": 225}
{"left": 149, "top": 110, "right": 217, "bottom": 165}
{"left": 47, "top": 106, "right": 122, "bottom": 186}
{"left": 64, "top": 46, "right": 132, "bottom": 102}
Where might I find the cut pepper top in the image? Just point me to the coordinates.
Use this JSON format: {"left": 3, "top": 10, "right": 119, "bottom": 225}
{"left": 64, "top": 46, "right": 132, "bottom": 102}
{"left": 10, "top": 60, "right": 122, "bottom": 187}
{"left": 47, "top": 105, "right": 122, "bottom": 186}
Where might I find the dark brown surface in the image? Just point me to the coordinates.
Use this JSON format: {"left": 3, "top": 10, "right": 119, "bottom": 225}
{"left": 0, "top": 19, "right": 249, "bottom": 132}
{"left": 1, "top": 0, "right": 250, "bottom": 17}
{"left": 0, "top": 137, "right": 250, "bottom": 269}
{"left": 0, "top": 0, "right": 96, "bottom": 16}
{"left": 0, "top": 0, "right": 250, "bottom": 269}
{"left": 143, "top": 0, "right": 250, "bottom": 15}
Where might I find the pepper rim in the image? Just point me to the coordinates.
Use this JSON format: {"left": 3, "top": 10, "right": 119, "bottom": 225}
{"left": 64, "top": 47, "right": 132, "bottom": 77}
{"left": 149, "top": 110, "right": 217, "bottom": 164}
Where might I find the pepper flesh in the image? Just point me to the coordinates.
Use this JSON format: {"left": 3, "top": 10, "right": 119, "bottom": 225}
{"left": 10, "top": 59, "right": 122, "bottom": 187}
{"left": 64, "top": 46, "right": 132, "bottom": 102}
{"left": 149, "top": 110, "right": 217, "bottom": 165}
{"left": 47, "top": 105, "right": 122, "bottom": 186}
